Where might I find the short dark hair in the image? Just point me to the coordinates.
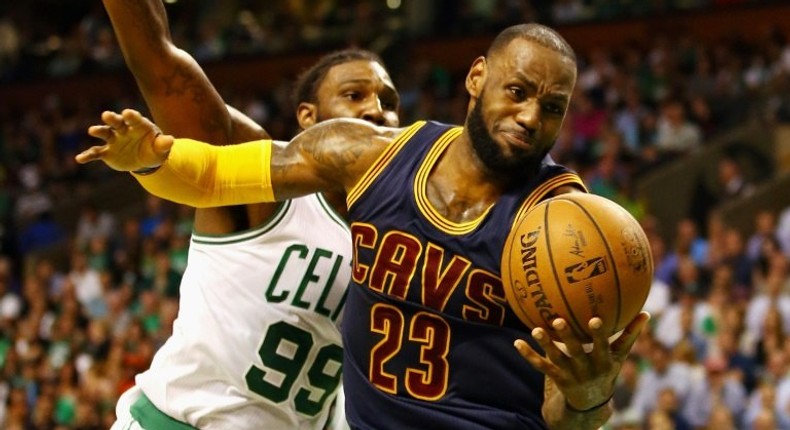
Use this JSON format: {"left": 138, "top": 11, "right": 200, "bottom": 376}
{"left": 487, "top": 23, "right": 576, "bottom": 64}
{"left": 292, "top": 49, "right": 384, "bottom": 109}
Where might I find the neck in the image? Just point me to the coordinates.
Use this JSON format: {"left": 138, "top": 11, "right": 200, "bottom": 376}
{"left": 425, "top": 133, "right": 507, "bottom": 223}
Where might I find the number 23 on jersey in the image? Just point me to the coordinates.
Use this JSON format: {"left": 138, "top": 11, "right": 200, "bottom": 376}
{"left": 369, "top": 304, "right": 451, "bottom": 401}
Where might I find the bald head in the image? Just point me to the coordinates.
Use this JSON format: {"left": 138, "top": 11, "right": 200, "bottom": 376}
{"left": 487, "top": 23, "right": 577, "bottom": 65}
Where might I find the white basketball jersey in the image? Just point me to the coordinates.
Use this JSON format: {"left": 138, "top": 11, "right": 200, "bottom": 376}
{"left": 136, "top": 194, "right": 351, "bottom": 429}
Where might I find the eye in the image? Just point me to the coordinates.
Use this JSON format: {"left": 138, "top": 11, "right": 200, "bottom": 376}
{"left": 343, "top": 91, "right": 362, "bottom": 101}
{"left": 542, "top": 102, "right": 565, "bottom": 115}
{"left": 508, "top": 86, "right": 525, "bottom": 100}
{"left": 381, "top": 100, "right": 398, "bottom": 111}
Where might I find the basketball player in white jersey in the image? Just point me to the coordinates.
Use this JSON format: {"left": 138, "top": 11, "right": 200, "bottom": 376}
{"left": 103, "top": 1, "right": 400, "bottom": 428}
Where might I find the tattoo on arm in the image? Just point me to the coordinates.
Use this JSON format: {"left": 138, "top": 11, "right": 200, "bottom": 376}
{"left": 159, "top": 64, "right": 225, "bottom": 137}
{"left": 119, "top": 0, "right": 162, "bottom": 51}
{"left": 307, "top": 122, "right": 372, "bottom": 172}
{"left": 111, "top": 0, "right": 227, "bottom": 140}
{"left": 270, "top": 119, "right": 397, "bottom": 196}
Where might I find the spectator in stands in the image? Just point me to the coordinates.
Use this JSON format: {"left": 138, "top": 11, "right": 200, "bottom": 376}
{"left": 776, "top": 366, "right": 790, "bottom": 429}
{"left": 139, "top": 196, "right": 167, "bottom": 238}
{"left": 683, "top": 355, "right": 748, "bottom": 428}
{"left": 655, "top": 99, "right": 703, "bottom": 160}
{"left": 74, "top": 204, "right": 115, "bottom": 250}
{"left": 608, "top": 408, "right": 642, "bottom": 430}
{"left": 654, "top": 286, "right": 708, "bottom": 357}
{"left": 716, "top": 153, "right": 755, "bottom": 202}
{"left": 109, "top": 218, "right": 143, "bottom": 285}
{"left": 629, "top": 340, "right": 695, "bottom": 418}
{"left": 551, "top": 0, "right": 587, "bottom": 24}
{"left": 706, "top": 404, "right": 738, "bottom": 430}
{"left": 32, "top": 258, "right": 65, "bottom": 298}
{"left": 746, "top": 258, "right": 790, "bottom": 348}
{"left": 654, "top": 387, "right": 693, "bottom": 430}
{"left": 721, "top": 227, "right": 754, "bottom": 296}
{"left": 687, "top": 94, "right": 717, "bottom": 138}
{"left": 747, "top": 209, "right": 779, "bottom": 264}
{"left": 67, "top": 251, "right": 104, "bottom": 318}
{"left": 612, "top": 354, "right": 641, "bottom": 413}
{"left": 0, "top": 256, "right": 20, "bottom": 324}
{"left": 715, "top": 329, "right": 758, "bottom": 393}
{"left": 744, "top": 381, "right": 779, "bottom": 429}
{"left": 613, "top": 88, "right": 650, "bottom": 155}
{"left": 644, "top": 235, "right": 672, "bottom": 319}
{"left": 18, "top": 211, "right": 64, "bottom": 256}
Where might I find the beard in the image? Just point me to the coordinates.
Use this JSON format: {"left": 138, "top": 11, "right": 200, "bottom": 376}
{"left": 467, "top": 96, "right": 547, "bottom": 183}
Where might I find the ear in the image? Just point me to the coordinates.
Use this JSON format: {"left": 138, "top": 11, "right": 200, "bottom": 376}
{"left": 465, "top": 56, "right": 487, "bottom": 99}
{"left": 296, "top": 102, "right": 318, "bottom": 129}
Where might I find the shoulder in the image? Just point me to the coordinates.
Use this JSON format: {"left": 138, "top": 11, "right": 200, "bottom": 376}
{"left": 291, "top": 118, "right": 408, "bottom": 171}
{"left": 282, "top": 118, "right": 412, "bottom": 191}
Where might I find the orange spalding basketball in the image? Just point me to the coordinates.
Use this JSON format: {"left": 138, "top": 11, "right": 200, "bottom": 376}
{"left": 501, "top": 193, "right": 653, "bottom": 342}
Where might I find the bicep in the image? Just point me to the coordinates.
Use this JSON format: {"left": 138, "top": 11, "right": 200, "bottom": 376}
{"left": 269, "top": 120, "right": 395, "bottom": 200}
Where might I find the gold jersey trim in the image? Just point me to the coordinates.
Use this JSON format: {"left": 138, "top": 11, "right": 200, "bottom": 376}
{"left": 347, "top": 121, "right": 427, "bottom": 210}
{"left": 414, "top": 127, "right": 492, "bottom": 236}
{"left": 510, "top": 173, "right": 588, "bottom": 230}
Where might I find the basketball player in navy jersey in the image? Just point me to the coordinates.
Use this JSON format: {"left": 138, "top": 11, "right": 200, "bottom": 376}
{"left": 79, "top": 23, "right": 650, "bottom": 429}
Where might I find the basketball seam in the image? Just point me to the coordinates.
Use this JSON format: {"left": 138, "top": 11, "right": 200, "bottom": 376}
{"left": 560, "top": 197, "right": 623, "bottom": 333}
{"left": 544, "top": 199, "right": 590, "bottom": 340}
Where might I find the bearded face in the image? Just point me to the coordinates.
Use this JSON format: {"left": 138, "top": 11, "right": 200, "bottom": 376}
{"left": 467, "top": 90, "right": 548, "bottom": 181}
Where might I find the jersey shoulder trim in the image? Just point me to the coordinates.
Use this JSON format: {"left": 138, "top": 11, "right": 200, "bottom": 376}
{"left": 190, "top": 200, "right": 292, "bottom": 245}
{"left": 413, "top": 126, "right": 486, "bottom": 236}
{"left": 346, "top": 121, "right": 426, "bottom": 210}
{"left": 510, "top": 173, "right": 588, "bottom": 229}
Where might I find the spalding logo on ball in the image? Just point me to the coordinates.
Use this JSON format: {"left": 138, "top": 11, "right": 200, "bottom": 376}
{"left": 501, "top": 192, "right": 653, "bottom": 342}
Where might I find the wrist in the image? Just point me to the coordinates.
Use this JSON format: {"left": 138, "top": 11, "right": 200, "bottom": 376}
{"left": 564, "top": 394, "right": 613, "bottom": 414}
{"left": 132, "top": 132, "right": 165, "bottom": 175}
{"left": 132, "top": 165, "right": 162, "bottom": 175}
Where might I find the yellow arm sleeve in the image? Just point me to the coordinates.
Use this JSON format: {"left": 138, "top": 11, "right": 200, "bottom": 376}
{"left": 133, "top": 138, "right": 275, "bottom": 207}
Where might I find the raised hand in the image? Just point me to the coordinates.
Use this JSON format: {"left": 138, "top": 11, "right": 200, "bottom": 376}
{"left": 78, "top": 109, "right": 174, "bottom": 172}
{"left": 514, "top": 312, "right": 650, "bottom": 411}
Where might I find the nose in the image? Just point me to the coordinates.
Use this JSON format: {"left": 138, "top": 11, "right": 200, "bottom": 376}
{"left": 360, "top": 97, "right": 386, "bottom": 126}
{"left": 515, "top": 99, "right": 541, "bottom": 136}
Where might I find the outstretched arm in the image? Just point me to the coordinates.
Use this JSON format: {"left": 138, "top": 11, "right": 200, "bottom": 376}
{"left": 78, "top": 109, "right": 399, "bottom": 207}
{"left": 102, "top": 0, "right": 267, "bottom": 143}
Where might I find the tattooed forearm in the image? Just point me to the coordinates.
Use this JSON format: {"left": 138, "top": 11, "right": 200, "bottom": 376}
{"left": 270, "top": 119, "right": 400, "bottom": 196}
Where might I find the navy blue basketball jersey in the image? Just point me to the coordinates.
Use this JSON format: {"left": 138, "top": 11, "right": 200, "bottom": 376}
{"left": 343, "top": 121, "right": 586, "bottom": 429}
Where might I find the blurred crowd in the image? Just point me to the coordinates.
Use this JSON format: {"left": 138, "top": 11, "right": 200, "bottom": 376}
{"left": 2, "top": 1, "right": 790, "bottom": 429}
{"left": 0, "top": 0, "right": 782, "bottom": 84}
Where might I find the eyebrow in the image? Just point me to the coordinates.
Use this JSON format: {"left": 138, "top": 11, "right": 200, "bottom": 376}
{"left": 338, "top": 78, "right": 374, "bottom": 85}
{"left": 514, "top": 72, "right": 570, "bottom": 100}
{"left": 338, "top": 79, "right": 400, "bottom": 104}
